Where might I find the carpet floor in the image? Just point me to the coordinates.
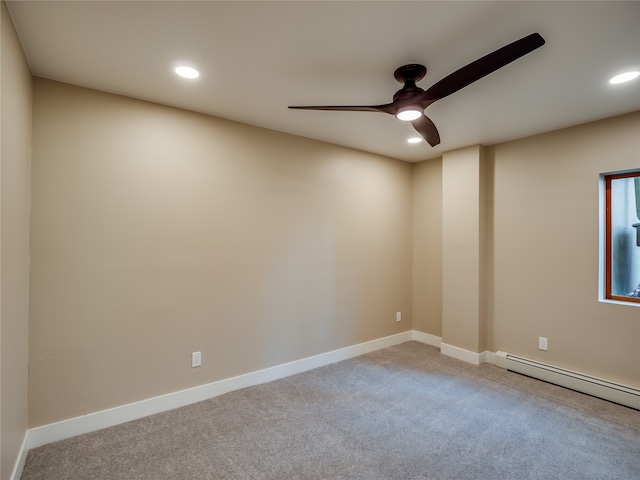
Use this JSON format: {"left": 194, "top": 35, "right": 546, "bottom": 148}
{"left": 21, "top": 341, "right": 640, "bottom": 479}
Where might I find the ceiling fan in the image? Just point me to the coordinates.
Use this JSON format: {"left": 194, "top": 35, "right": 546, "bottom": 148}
{"left": 289, "top": 33, "right": 545, "bottom": 147}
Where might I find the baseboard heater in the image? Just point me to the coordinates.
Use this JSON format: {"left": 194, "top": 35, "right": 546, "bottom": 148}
{"left": 495, "top": 351, "right": 640, "bottom": 411}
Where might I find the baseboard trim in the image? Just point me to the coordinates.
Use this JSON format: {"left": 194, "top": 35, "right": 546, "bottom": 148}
{"left": 480, "top": 350, "right": 496, "bottom": 365}
{"left": 24, "top": 331, "right": 489, "bottom": 456}
{"left": 26, "top": 331, "right": 414, "bottom": 450}
{"left": 411, "top": 330, "right": 442, "bottom": 347}
{"left": 440, "top": 342, "right": 494, "bottom": 366}
{"left": 10, "top": 432, "right": 29, "bottom": 480}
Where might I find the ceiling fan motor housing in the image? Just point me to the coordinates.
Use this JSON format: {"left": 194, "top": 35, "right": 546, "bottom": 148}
{"left": 393, "top": 64, "right": 427, "bottom": 83}
{"left": 393, "top": 64, "right": 427, "bottom": 105}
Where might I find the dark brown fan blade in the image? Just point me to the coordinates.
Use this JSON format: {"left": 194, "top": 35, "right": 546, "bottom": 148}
{"left": 288, "top": 104, "right": 396, "bottom": 115}
{"left": 419, "top": 33, "right": 545, "bottom": 105}
{"left": 411, "top": 115, "right": 440, "bottom": 147}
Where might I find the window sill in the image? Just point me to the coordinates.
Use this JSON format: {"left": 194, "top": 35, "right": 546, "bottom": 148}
{"left": 599, "top": 298, "right": 640, "bottom": 308}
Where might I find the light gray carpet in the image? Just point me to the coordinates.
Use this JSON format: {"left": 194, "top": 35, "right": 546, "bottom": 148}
{"left": 21, "top": 342, "right": 640, "bottom": 479}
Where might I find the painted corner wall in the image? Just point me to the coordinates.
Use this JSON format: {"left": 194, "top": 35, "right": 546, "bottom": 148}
{"left": 412, "top": 111, "right": 640, "bottom": 388}
{"left": 441, "top": 145, "right": 487, "bottom": 354}
{"left": 1, "top": 1, "right": 32, "bottom": 478}
{"left": 28, "top": 78, "right": 413, "bottom": 428}
{"left": 412, "top": 158, "right": 442, "bottom": 337}
{"left": 488, "top": 112, "right": 640, "bottom": 387}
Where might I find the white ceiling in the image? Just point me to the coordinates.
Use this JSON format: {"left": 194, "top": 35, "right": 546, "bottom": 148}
{"left": 7, "top": 1, "right": 640, "bottom": 162}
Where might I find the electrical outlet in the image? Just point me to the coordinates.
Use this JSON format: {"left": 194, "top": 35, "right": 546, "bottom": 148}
{"left": 396, "top": 312, "right": 402, "bottom": 322}
{"left": 191, "top": 351, "right": 202, "bottom": 367}
{"left": 538, "top": 337, "right": 548, "bottom": 351}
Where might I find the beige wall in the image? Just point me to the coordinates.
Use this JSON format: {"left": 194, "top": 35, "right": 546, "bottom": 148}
{"left": 488, "top": 112, "right": 640, "bottom": 387}
{"left": 413, "top": 111, "right": 640, "bottom": 388}
{"left": 412, "top": 158, "right": 442, "bottom": 336}
{"left": 1, "top": 1, "right": 32, "bottom": 478}
{"left": 29, "top": 78, "right": 413, "bottom": 427}
{"left": 8, "top": 41, "right": 640, "bottom": 438}
{"left": 441, "top": 145, "right": 488, "bottom": 353}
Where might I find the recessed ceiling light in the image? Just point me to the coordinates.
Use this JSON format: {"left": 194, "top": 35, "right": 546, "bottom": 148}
{"left": 609, "top": 71, "right": 640, "bottom": 84}
{"left": 407, "top": 137, "right": 423, "bottom": 144}
{"left": 174, "top": 65, "right": 200, "bottom": 79}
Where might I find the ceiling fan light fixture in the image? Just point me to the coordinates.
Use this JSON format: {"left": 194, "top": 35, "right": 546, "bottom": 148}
{"left": 407, "top": 137, "right": 423, "bottom": 144}
{"left": 609, "top": 71, "right": 639, "bottom": 84}
{"left": 174, "top": 65, "right": 200, "bottom": 79}
{"left": 396, "top": 107, "right": 423, "bottom": 121}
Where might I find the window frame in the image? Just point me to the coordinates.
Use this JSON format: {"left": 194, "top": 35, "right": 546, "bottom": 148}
{"left": 603, "top": 169, "right": 640, "bottom": 305}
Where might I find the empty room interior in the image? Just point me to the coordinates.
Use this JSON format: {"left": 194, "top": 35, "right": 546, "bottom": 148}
{"left": 2, "top": 1, "right": 639, "bottom": 479}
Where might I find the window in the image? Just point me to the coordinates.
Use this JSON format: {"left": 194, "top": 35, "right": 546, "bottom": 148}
{"left": 604, "top": 170, "right": 640, "bottom": 304}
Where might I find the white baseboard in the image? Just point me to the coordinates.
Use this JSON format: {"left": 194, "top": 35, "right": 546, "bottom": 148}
{"left": 26, "top": 331, "right": 414, "bottom": 451}
{"left": 411, "top": 330, "right": 442, "bottom": 347}
{"left": 480, "top": 350, "right": 496, "bottom": 365}
{"left": 440, "top": 342, "right": 494, "bottom": 366}
{"left": 10, "top": 432, "right": 29, "bottom": 480}
{"left": 21, "top": 330, "right": 488, "bottom": 464}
